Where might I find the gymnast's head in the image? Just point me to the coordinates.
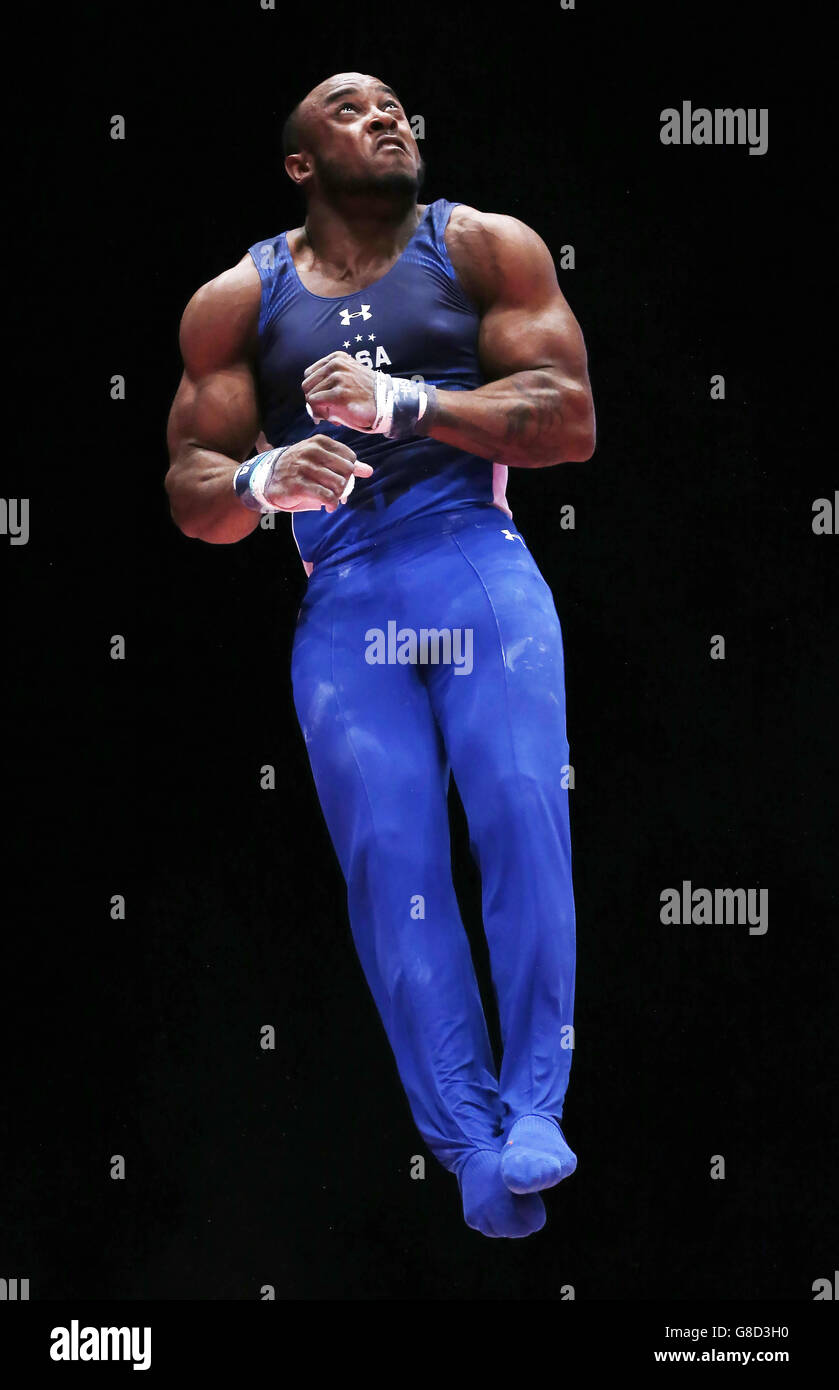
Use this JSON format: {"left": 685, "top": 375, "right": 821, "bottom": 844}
{"left": 282, "top": 73, "right": 425, "bottom": 205}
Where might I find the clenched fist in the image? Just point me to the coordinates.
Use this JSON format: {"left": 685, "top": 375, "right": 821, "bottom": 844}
{"left": 301, "top": 351, "right": 378, "bottom": 431}
{"left": 265, "top": 436, "right": 373, "bottom": 513}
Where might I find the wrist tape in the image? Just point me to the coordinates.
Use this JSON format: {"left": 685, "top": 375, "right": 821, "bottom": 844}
{"left": 304, "top": 374, "right": 437, "bottom": 439}
{"left": 233, "top": 448, "right": 288, "bottom": 512}
{"left": 367, "top": 373, "right": 438, "bottom": 438}
{"left": 234, "top": 445, "right": 356, "bottom": 513}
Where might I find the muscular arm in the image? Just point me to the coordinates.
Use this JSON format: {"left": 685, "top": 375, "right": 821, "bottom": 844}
{"left": 165, "top": 256, "right": 264, "bottom": 544}
{"left": 425, "top": 209, "right": 596, "bottom": 468}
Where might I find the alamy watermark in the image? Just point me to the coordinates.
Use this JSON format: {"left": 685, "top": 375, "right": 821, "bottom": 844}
{"left": 660, "top": 103, "right": 768, "bottom": 155}
{"left": 0, "top": 1276, "right": 29, "bottom": 1299}
{"left": 1, "top": 497, "right": 29, "bottom": 544}
{"left": 365, "top": 622, "right": 473, "bottom": 675}
{"left": 660, "top": 880, "right": 768, "bottom": 935}
{"left": 50, "top": 1321, "right": 151, "bottom": 1371}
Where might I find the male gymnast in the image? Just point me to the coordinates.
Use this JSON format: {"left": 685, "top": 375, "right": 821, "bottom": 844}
{"left": 165, "top": 72, "right": 596, "bottom": 1238}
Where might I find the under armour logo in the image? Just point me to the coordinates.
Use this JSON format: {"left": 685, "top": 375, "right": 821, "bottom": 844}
{"left": 502, "top": 528, "right": 526, "bottom": 547}
{"left": 339, "top": 305, "right": 372, "bottom": 325}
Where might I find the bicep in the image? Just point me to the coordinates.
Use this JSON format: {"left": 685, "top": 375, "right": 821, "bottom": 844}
{"left": 475, "top": 220, "right": 590, "bottom": 386}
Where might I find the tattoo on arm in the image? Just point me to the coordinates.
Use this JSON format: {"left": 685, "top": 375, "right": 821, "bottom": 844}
{"left": 503, "top": 373, "right": 564, "bottom": 444}
{"left": 429, "top": 369, "right": 565, "bottom": 459}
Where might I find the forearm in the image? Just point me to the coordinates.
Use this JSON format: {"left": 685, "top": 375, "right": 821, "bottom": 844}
{"left": 421, "top": 368, "right": 595, "bottom": 467}
{"left": 166, "top": 447, "right": 261, "bottom": 544}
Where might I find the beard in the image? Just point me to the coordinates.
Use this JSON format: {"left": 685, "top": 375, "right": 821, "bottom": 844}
{"left": 314, "top": 152, "right": 426, "bottom": 200}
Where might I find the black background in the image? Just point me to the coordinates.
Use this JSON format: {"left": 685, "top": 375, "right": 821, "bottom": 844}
{"left": 3, "top": 1, "right": 836, "bottom": 1303}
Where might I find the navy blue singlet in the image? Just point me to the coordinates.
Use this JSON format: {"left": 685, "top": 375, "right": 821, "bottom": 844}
{"left": 257, "top": 200, "right": 578, "bottom": 1204}
{"left": 246, "top": 198, "right": 510, "bottom": 571}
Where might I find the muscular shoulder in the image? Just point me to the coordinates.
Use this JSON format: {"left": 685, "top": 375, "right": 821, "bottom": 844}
{"left": 445, "top": 204, "right": 558, "bottom": 312}
{"left": 178, "top": 253, "right": 262, "bottom": 373}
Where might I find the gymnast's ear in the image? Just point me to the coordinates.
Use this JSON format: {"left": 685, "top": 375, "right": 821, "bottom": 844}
{"left": 285, "top": 151, "right": 315, "bottom": 189}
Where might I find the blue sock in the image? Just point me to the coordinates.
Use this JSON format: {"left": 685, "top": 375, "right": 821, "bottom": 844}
{"left": 457, "top": 1148, "right": 546, "bottom": 1237}
{"left": 500, "top": 1115, "right": 577, "bottom": 1195}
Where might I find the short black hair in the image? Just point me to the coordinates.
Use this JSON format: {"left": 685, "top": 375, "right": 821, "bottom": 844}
{"left": 282, "top": 101, "right": 304, "bottom": 158}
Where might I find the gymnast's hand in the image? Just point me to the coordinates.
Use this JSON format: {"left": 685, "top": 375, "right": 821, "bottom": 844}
{"left": 264, "top": 435, "right": 373, "bottom": 513}
{"left": 301, "top": 351, "right": 378, "bottom": 431}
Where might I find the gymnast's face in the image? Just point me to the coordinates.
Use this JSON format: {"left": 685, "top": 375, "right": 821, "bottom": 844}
{"left": 290, "top": 72, "right": 425, "bottom": 199}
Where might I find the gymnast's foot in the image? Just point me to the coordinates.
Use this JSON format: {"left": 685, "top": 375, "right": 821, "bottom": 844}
{"left": 458, "top": 1148, "right": 546, "bottom": 1237}
{"left": 500, "top": 1115, "right": 577, "bottom": 1195}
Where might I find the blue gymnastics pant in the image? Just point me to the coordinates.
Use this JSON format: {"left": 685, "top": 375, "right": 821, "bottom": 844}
{"left": 291, "top": 505, "right": 576, "bottom": 1178}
